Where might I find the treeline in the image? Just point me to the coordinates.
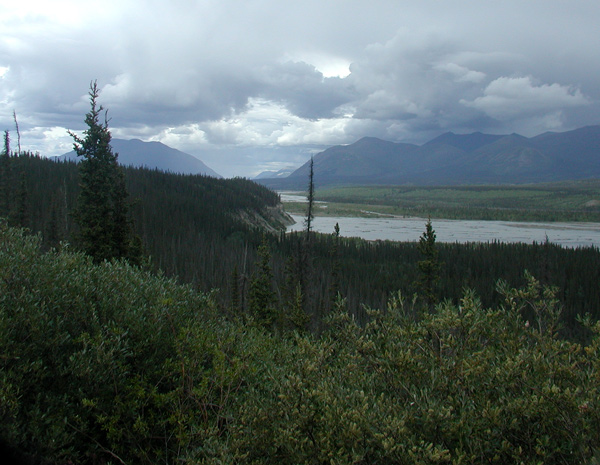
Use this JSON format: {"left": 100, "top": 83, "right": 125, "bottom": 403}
{"left": 0, "top": 151, "right": 278, "bottom": 288}
{"left": 2, "top": 224, "right": 599, "bottom": 464}
{"left": 1, "top": 152, "right": 600, "bottom": 339}
{"left": 277, "top": 232, "right": 600, "bottom": 339}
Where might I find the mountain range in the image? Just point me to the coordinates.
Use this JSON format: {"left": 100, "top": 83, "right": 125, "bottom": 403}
{"left": 58, "top": 138, "right": 221, "bottom": 178}
{"left": 259, "top": 125, "right": 600, "bottom": 188}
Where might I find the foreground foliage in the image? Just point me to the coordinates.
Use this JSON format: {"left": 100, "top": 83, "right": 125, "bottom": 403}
{"left": 0, "top": 224, "right": 252, "bottom": 463}
{"left": 1, "top": 223, "right": 599, "bottom": 464}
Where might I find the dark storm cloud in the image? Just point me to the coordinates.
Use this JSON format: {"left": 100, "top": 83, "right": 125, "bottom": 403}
{"left": 1, "top": 0, "right": 599, "bottom": 176}
{"left": 254, "top": 61, "right": 357, "bottom": 119}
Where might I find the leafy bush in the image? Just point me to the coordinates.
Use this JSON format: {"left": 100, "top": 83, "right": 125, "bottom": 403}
{"left": 0, "top": 223, "right": 250, "bottom": 463}
{"left": 1, "top": 223, "right": 599, "bottom": 464}
{"left": 232, "top": 287, "right": 600, "bottom": 464}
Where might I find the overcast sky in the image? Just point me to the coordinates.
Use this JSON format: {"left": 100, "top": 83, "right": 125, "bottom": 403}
{"left": 1, "top": 1, "right": 599, "bottom": 177}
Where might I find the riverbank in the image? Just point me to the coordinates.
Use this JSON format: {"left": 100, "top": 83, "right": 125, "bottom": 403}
{"left": 286, "top": 213, "right": 600, "bottom": 248}
{"left": 281, "top": 180, "right": 600, "bottom": 223}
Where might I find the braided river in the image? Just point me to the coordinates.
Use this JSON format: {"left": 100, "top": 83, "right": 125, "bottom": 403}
{"left": 282, "top": 194, "right": 600, "bottom": 248}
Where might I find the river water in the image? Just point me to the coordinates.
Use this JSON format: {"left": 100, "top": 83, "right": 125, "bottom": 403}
{"left": 282, "top": 194, "right": 600, "bottom": 248}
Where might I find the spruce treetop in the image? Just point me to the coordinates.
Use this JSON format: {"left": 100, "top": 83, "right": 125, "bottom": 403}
{"left": 69, "top": 81, "right": 116, "bottom": 165}
{"left": 69, "top": 81, "right": 138, "bottom": 263}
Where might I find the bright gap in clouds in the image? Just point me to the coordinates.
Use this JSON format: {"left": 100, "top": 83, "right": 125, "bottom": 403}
{"left": 317, "top": 60, "right": 351, "bottom": 79}
{"left": 285, "top": 53, "right": 351, "bottom": 78}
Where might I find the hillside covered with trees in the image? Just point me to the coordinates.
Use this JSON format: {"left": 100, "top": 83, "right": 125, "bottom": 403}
{"left": 2, "top": 150, "right": 600, "bottom": 339}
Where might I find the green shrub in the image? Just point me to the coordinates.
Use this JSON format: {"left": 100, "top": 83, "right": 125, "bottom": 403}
{"left": 231, "top": 284, "right": 599, "bottom": 464}
{"left": 0, "top": 223, "right": 247, "bottom": 463}
{"left": 1, "top": 223, "right": 598, "bottom": 464}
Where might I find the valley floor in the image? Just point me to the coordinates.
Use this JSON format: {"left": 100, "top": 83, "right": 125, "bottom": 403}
{"left": 281, "top": 180, "right": 600, "bottom": 222}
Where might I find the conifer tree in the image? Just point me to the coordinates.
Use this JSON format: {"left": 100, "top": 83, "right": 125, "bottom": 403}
{"left": 2, "top": 130, "right": 9, "bottom": 156}
{"left": 69, "top": 81, "right": 138, "bottom": 263}
{"left": 281, "top": 256, "right": 309, "bottom": 332}
{"left": 13, "top": 110, "right": 21, "bottom": 155}
{"left": 248, "top": 236, "right": 277, "bottom": 329}
{"left": 46, "top": 194, "right": 63, "bottom": 250}
{"left": 15, "top": 171, "right": 29, "bottom": 228}
{"left": 416, "top": 218, "right": 441, "bottom": 308}
{"left": 44, "top": 180, "right": 70, "bottom": 250}
{"left": 296, "top": 157, "right": 316, "bottom": 323}
{"left": 0, "top": 131, "right": 10, "bottom": 218}
{"left": 304, "top": 157, "right": 315, "bottom": 239}
{"left": 329, "top": 222, "right": 341, "bottom": 306}
{"left": 287, "top": 282, "right": 309, "bottom": 332}
{"left": 230, "top": 264, "right": 241, "bottom": 314}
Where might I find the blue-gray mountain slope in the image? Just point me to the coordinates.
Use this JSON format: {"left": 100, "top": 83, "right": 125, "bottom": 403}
{"left": 260, "top": 126, "right": 600, "bottom": 188}
{"left": 58, "top": 138, "right": 221, "bottom": 178}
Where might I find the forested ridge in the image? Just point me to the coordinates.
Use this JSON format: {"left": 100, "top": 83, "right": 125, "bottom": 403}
{"left": 0, "top": 152, "right": 282, "bottom": 288}
{"left": 1, "top": 152, "right": 600, "bottom": 337}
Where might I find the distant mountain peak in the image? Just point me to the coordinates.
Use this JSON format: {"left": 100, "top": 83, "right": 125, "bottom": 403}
{"left": 426, "top": 131, "right": 505, "bottom": 152}
{"left": 355, "top": 136, "right": 386, "bottom": 143}
{"left": 352, "top": 136, "right": 398, "bottom": 147}
{"left": 58, "top": 138, "right": 221, "bottom": 178}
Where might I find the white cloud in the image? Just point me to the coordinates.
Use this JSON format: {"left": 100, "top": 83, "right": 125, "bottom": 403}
{"left": 283, "top": 52, "right": 351, "bottom": 78}
{"left": 434, "top": 63, "right": 486, "bottom": 83}
{"left": 20, "top": 125, "right": 73, "bottom": 156}
{"left": 461, "top": 76, "right": 590, "bottom": 120}
{"left": 192, "top": 98, "right": 353, "bottom": 147}
{"left": 355, "top": 90, "right": 433, "bottom": 120}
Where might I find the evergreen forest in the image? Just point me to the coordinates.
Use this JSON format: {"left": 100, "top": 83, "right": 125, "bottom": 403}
{"left": 1, "top": 151, "right": 599, "bottom": 337}
{"left": 2, "top": 137, "right": 600, "bottom": 462}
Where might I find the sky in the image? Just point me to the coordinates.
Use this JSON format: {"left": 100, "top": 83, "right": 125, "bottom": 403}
{"left": 1, "top": 0, "right": 599, "bottom": 177}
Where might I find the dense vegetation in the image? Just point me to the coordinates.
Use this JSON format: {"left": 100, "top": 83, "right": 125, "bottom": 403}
{"left": 302, "top": 182, "right": 600, "bottom": 222}
{"left": 3, "top": 130, "right": 600, "bottom": 462}
{"left": 0, "top": 151, "right": 281, "bottom": 288}
{"left": 1, "top": 223, "right": 600, "bottom": 464}
{"left": 2, "top": 153, "right": 600, "bottom": 339}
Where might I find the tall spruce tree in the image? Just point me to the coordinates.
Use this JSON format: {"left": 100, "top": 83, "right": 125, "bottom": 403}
{"left": 0, "top": 131, "right": 10, "bottom": 219}
{"left": 69, "top": 81, "right": 136, "bottom": 263}
{"left": 304, "top": 156, "right": 315, "bottom": 239}
{"left": 248, "top": 236, "right": 277, "bottom": 329}
{"left": 298, "top": 157, "right": 316, "bottom": 326}
{"left": 416, "top": 218, "right": 442, "bottom": 308}
{"left": 329, "top": 222, "right": 341, "bottom": 306}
